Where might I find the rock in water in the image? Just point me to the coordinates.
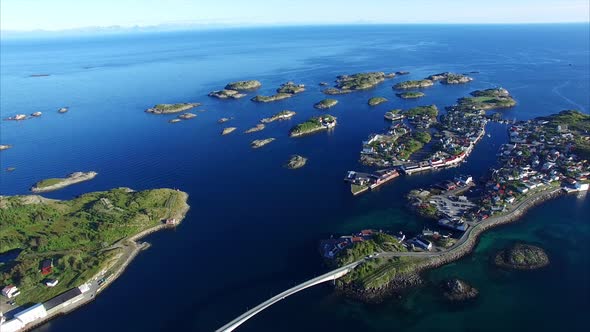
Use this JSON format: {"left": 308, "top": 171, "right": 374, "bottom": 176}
{"left": 494, "top": 243, "right": 549, "bottom": 270}
{"left": 441, "top": 278, "right": 478, "bottom": 301}
{"left": 286, "top": 155, "right": 307, "bottom": 169}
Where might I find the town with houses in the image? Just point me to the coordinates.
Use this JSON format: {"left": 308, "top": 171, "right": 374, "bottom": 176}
{"left": 332, "top": 110, "right": 590, "bottom": 265}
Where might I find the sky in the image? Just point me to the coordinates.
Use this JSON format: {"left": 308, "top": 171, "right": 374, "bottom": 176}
{"left": 1, "top": 0, "right": 589, "bottom": 32}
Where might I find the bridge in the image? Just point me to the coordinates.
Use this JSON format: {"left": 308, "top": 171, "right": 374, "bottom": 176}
{"left": 215, "top": 260, "right": 363, "bottom": 332}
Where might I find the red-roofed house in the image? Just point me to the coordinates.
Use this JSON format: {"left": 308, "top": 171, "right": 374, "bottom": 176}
{"left": 41, "top": 259, "right": 53, "bottom": 275}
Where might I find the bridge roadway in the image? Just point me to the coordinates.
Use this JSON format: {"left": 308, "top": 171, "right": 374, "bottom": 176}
{"left": 215, "top": 260, "right": 363, "bottom": 332}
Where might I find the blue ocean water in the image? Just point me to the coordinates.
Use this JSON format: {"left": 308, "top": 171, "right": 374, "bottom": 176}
{"left": 0, "top": 24, "right": 589, "bottom": 332}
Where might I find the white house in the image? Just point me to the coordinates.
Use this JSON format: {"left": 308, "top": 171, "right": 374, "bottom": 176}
{"left": 45, "top": 279, "right": 59, "bottom": 287}
{"left": 575, "top": 183, "right": 589, "bottom": 191}
{"left": 2, "top": 285, "right": 19, "bottom": 299}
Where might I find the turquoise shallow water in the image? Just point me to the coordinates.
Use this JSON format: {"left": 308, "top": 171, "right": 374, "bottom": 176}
{"left": 0, "top": 24, "right": 589, "bottom": 332}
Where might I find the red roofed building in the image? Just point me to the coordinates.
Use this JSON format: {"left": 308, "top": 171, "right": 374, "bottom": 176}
{"left": 352, "top": 237, "right": 364, "bottom": 243}
{"left": 360, "top": 229, "right": 374, "bottom": 236}
{"left": 41, "top": 259, "right": 53, "bottom": 275}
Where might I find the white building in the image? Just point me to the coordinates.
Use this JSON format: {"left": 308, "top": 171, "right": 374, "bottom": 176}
{"left": 0, "top": 319, "right": 25, "bottom": 332}
{"left": 14, "top": 303, "right": 47, "bottom": 325}
{"left": 2, "top": 285, "right": 19, "bottom": 299}
{"left": 415, "top": 238, "right": 433, "bottom": 251}
{"left": 45, "top": 279, "right": 59, "bottom": 287}
{"left": 575, "top": 183, "right": 589, "bottom": 191}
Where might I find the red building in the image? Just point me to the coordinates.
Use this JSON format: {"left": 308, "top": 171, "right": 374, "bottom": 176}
{"left": 41, "top": 259, "right": 53, "bottom": 275}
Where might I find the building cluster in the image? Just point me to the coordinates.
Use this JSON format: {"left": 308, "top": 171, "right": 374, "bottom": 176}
{"left": 0, "top": 284, "right": 91, "bottom": 332}
{"left": 415, "top": 119, "right": 590, "bottom": 227}
{"left": 360, "top": 122, "right": 411, "bottom": 167}
{"left": 359, "top": 103, "right": 487, "bottom": 175}
{"left": 482, "top": 120, "right": 590, "bottom": 208}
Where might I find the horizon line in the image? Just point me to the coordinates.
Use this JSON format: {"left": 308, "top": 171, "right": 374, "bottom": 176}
{"left": 2, "top": 21, "right": 588, "bottom": 38}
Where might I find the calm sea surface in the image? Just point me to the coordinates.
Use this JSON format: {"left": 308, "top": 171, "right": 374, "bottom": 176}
{"left": 1, "top": 24, "right": 589, "bottom": 332}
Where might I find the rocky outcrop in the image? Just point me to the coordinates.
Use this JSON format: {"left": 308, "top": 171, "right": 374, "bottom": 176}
{"left": 178, "top": 113, "right": 197, "bottom": 120}
{"left": 146, "top": 103, "right": 200, "bottom": 114}
{"left": 251, "top": 138, "right": 275, "bottom": 148}
{"left": 494, "top": 244, "right": 549, "bottom": 270}
{"left": 441, "top": 279, "right": 478, "bottom": 301}
{"left": 244, "top": 124, "right": 265, "bottom": 133}
{"left": 251, "top": 93, "right": 292, "bottom": 103}
{"left": 285, "top": 155, "right": 307, "bottom": 169}
{"left": 336, "top": 272, "right": 422, "bottom": 304}
{"left": 221, "top": 127, "right": 237, "bottom": 135}
{"left": 225, "top": 80, "right": 262, "bottom": 91}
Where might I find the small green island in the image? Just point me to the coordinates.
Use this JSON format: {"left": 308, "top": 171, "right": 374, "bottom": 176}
{"left": 0, "top": 188, "right": 189, "bottom": 306}
{"left": 494, "top": 244, "right": 550, "bottom": 270}
{"left": 251, "top": 93, "right": 292, "bottom": 103}
{"left": 427, "top": 72, "right": 473, "bottom": 84}
{"left": 457, "top": 88, "right": 516, "bottom": 110}
{"left": 368, "top": 97, "right": 388, "bottom": 106}
{"left": 208, "top": 89, "right": 247, "bottom": 99}
{"left": 314, "top": 99, "right": 338, "bottom": 110}
{"left": 251, "top": 138, "right": 275, "bottom": 149}
{"left": 145, "top": 103, "right": 201, "bottom": 114}
{"left": 261, "top": 110, "right": 296, "bottom": 123}
{"left": 323, "top": 72, "right": 394, "bottom": 95}
{"left": 394, "top": 79, "right": 434, "bottom": 90}
{"left": 225, "top": 80, "right": 262, "bottom": 91}
{"left": 285, "top": 155, "right": 307, "bottom": 169}
{"left": 31, "top": 172, "right": 98, "bottom": 193}
{"left": 396, "top": 91, "right": 425, "bottom": 99}
{"left": 290, "top": 115, "right": 337, "bottom": 137}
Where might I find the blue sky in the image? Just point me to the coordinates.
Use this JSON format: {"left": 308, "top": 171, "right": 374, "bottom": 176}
{"left": 1, "top": 0, "right": 589, "bottom": 31}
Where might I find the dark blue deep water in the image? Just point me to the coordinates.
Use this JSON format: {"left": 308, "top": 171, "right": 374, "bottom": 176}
{"left": 1, "top": 24, "right": 589, "bottom": 332}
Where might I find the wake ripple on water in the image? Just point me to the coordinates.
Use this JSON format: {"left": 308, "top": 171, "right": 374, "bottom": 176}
{"left": 552, "top": 81, "right": 587, "bottom": 112}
